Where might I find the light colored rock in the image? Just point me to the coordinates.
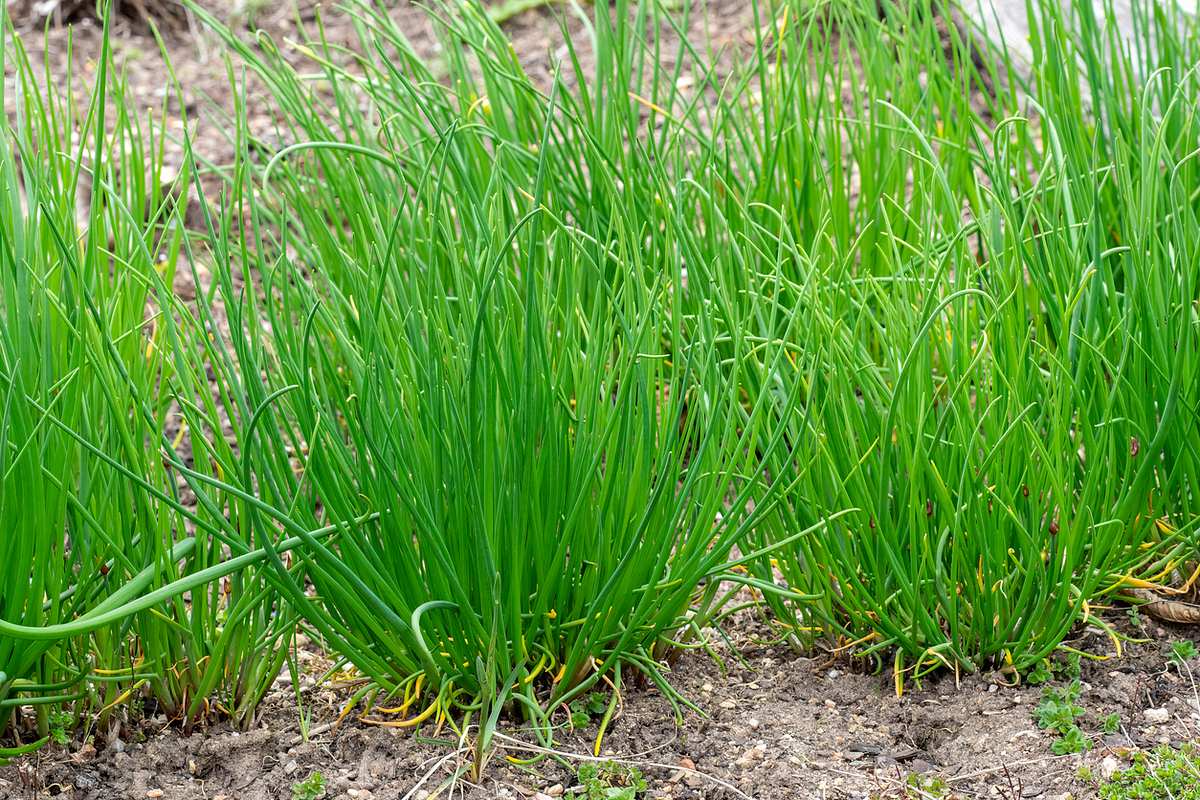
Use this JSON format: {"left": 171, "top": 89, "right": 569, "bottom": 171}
{"left": 1100, "top": 755, "right": 1123, "bottom": 779}
{"left": 736, "top": 743, "right": 767, "bottom": 769}
{"left": 960, "top": 0, "right": 1197, "bottom": 87}
{"left": 1144, "top": 707, "right": 1171, "bottom": 723}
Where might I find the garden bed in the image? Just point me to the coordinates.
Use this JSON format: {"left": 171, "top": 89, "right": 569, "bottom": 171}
{"left": 5, "top": 612, "right": 1200, "bottom": 799}
{"left": 3, "top": 1, "right": 1200, "bottom": 798}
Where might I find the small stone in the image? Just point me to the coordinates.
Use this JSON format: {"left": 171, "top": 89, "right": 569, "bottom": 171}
{"left": 147, "top": 791, "right": 164, "bottom": 799}
{"left": 670, "top": 756, "right": 696, "bottom": 783}
{"left": 284, "top": 760, "right": 299, "bottom": 777}
{"left": 73, "top": 773, "right": 100, "bottom": 791}
{"left": 848, "top": 743, "right": 882, "bottom": 756}
{"left": 719, "top": 699, "right": 736, "bottom": 709}
{"left": 1144, "top": 707, "right": 1171, "bottom": 724}
{"left": 701, "top": 683, "right": 714, "bottom": 693}
{"left": 544, "top": 785, "right": 564, "bottom": 798}
{"left": 1100, "top": 756, "right": 1122, "bottom": 780}
{"left": 748, "top": 718, "right": 760, "bottom": 730}
{"left": 735, "top": 743, "right": 766, "bottom": 768}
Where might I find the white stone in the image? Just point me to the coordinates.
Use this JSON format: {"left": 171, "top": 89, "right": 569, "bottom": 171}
{"left": 1144, "top": 707, "right": 1171, "bottom": 723}
{"left": 961, "top": 0, "right": 1197, "bottom": 87}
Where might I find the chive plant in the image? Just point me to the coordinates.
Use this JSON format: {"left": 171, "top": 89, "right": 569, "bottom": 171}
{"left": 184, "top": 0, "right": 817, "bottom": 755}
{"left": 0, "top": 13, "right": 302, "bottom": 750}
{"left": 0, "top": 14, "right": 185, "bottom": 747}
{"left": 731, "top": 0, "right": 1200, "bottom": 682}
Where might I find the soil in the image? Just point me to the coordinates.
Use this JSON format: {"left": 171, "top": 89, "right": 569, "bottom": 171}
{"left": 3, "top": 610, "right": 1200, "bottom": 800}
{"left": 4, "top": 3, "right": 1200, "bottom": 799}
{"left": 1, "top": 0, "right": 760, "bottom": 185}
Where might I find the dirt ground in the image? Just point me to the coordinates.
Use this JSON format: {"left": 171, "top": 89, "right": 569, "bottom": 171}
{"left": 4, "top": 2, "right": 1200, "bottom": 799}
{"left": 1, "top": 0, "right": 760, "bottom": 181}
{"left": 3, "top": 609, "right": 1200, "bottom": 800}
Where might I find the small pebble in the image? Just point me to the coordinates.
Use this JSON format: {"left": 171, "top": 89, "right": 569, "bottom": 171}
{"left": 146, "top": 791, "right": 164, "bottom": 799}
{"left": 1100, "top": 756, "right": 1122, "bottom": 780}
{"left": 1144, "top": 707, "right": 1171, "bottom": 724}
{"left": 735, "top": 743, "right": 766, "bottom": 768}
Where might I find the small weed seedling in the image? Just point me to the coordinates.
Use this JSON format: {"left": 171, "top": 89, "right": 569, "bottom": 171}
{"left": 569, "top": 761, "right": 648, "bottom": 800}
{"left": 48, "top": 710, "right": 74, "bottom": 747}
{"left": 1033, "top": 672, "right": 1129, "bottom": 756}
{"left": 1169, "top": 639, "right": 1198, "bottom": 664}
{"left": 1034, "top": 681, "right": 1090, "bottom": 754}
{"left": 1026, "top": 660, "right": 1054, "bottom": 686}
{"left": 1052, "top": 727, "right": 1091, "bottom": 756}
{"left": 905, "top": 772, "right": 949, "bottom": 798}
{"left": 292, "top": 771, "right": 326, "bottom": 800}
{"left": 569, "top": 692, "right": 610, "bottom": 730}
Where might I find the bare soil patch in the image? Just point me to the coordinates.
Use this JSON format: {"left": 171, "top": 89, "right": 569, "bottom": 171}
{"left": 3, "top": 0, "right": 759, "bottom": 178}
{"left": 3, "top": 611, "right": 1200, "bottom": 799}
